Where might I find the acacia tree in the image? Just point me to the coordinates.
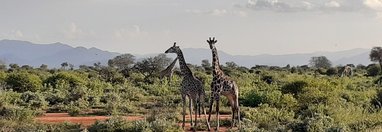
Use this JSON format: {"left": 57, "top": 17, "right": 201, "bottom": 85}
{"left": 201, "top": 59, "right": 212, "bottom": 74}
{"left": 370, "top": 47, "right": 382, "bottom": 73}
{"left": 108, "top": 54, "right": 136, "bottom": 78}
{"left": 134, "top": 54, "right": 171, "bottom": 80}
{"left": 309, "top": 56, "right": 332, "bottom": 69}
{"left": 108, "top": 54, "right": 135, "bottom": 70}
{"left": 61, "top": 62, "right": 69, "bottom": 69}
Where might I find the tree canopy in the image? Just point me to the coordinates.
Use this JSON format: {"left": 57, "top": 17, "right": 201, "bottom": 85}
{"left": 108, "top": 54, "right": 135, "bottom": 70}
{"left": 309, "top": 56, "right": 332, "bottom": 69}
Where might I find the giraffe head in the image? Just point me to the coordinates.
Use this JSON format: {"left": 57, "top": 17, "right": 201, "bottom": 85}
{"left": 165, "top": 42, "right": 180, "bottom": 54}
{"left": 206, "top": 37, "right": 217, "bottom": 49}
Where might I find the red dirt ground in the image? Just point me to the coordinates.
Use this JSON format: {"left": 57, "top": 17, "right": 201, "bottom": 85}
{"left": 35, "top": 113, "right": 234, "bottom": 132}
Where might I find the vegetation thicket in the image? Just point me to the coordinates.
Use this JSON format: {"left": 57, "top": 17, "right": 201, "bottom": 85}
{"left": 0, "top": 51, "right": 382, "bottom": 131}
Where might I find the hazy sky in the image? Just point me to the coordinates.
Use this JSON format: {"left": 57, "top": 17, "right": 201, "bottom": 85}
{"left": 1, "top": 0, "right": 382, "bottom": 55}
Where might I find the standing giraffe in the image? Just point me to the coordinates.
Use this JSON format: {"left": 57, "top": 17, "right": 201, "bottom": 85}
{"left": 341, "top": 66, "right": 353, "bottom": 77}
{"left": 207, "top": 37, "right": 240, "bottom": 131}
{"left": 159, "top": 57, "right": 178, "bottom": 84}
{"left": 164, "top": 42, "right": 211, "bottom": 130}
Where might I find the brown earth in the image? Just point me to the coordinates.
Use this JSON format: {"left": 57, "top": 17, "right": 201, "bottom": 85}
{"left": 35, "top": 113, "right": 234, "bottom": 132}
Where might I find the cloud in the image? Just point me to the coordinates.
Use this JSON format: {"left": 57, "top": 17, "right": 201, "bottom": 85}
{"left": 64, "top": 23, "right": 83, "bottom": 40}
{"left": 64, "top": 23, "right": 95, "bottom": 40}
{"left": 113, "top": 25, "right": 148, "bottom": 40}
{"left": 0, "top": 30, "right": 24, "bottom": 39}
{"left": 211, "top": 9, "right": 228, "bottom": 16}
{"left": 244, "top": 0, "right": 379, "bottom": 12}
{"left": 325, "top": 1, "right": 341, "bottom": 8}
{"left": 186, "top": 9, "right": 248, "bottom": 17}
{"left": 364, "top": 0, "right": 382, "bottom": 10}
{"left": 15, "top": 30, "right": 23, "bottom": 38}
{"left": 246, "top": 0, "right": 310, "bottom": 12}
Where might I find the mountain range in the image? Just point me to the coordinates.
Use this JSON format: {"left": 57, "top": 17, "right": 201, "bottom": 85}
{"left": 0, "top": 40, "right": 373, "bottom": 68}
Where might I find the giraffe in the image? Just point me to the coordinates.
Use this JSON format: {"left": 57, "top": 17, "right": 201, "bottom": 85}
{"left": 207, "top": 37, "right": 240, "bottom": 131}
{"left": 159, "top": 57, "right": 178, "bottom": 84}
{"left": 341, "top": 65, "right": 353, "bottom": 77}
{"left": 164, "top": 42, "right": 211, "bottom": 130}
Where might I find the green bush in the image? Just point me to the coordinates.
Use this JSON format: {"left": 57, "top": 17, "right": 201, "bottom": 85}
{"left": 281, "top": 80, "right": 307, "bottom": 95}
{"left": 88, "top": 116, "right": 181, "bottom": 132}
{"left": 326, "top": 67, "right": 338, "bottom": 76}
{"left": 243, "top": 104, "right": 295, "bottom": 131}
{"left": 44, "top": 72, "right": 87, "bottom": 88}
{"left": 0, "top": 120, "right": 81, "bottom": 132}
{"left": 19, "top": 91, "right": 48, "bottom": 110}
{"left": 67, "top": 103, "right": 81, "bottom": 116}
{"left": 241, "top": 89, "right": 263, "bottom": 107}
{"left": 88, "top": 116, "right": 132, "bottom": 132}
{"left": 304, "top": 113, "right": 335, "bottom": 132}
{"left": 0, "top": 71, "right": 6, "bottom": 84}
{"left": 0, "top": 89, "right": 21, "bottom": 105}
{"left": 367, "top": 64, "right": 380, "bottom": 76}
{"left": 44, "top": 88, "right": 66, "bottom": 105}
{"left": 5, "top": 71, "right": 42, "bottom": 92}
{"left": 0, "top": 104, "right": 36, "bottom": 122}
{"left": 150, "top": 119, "right": 182, "bottom": 132}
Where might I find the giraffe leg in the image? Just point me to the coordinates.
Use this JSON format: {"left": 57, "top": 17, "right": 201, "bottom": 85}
{"left": 189, "top": 97, "right": 193, "bottom": 127}
{"left": 182, "top": 95, "right": 186, "bottom": 129}
{"left": 201, "top": 95, "right": 211, "bottom": 131}
{"left": 208, "top": 94, "right": 214, "bottom": 124}
{"left": 237, "top": 100, "right": 241, "bottom": 129}
{"left": 195, "top": 99, "right": 198, "bottom": 128}
{"left": 215, "top": 99, "right": 220, "bottom": 131}
{"left": 198, "top": 99, "right": 201, "bottom": 118}
{"left": 230, "top": 99, "right": 235, "bottom": 128}
{"left": 160, "top": 77, "right": 163, "bottom": 84}
{"left": 168, "top": 76, "right": 171, "bottom": 85}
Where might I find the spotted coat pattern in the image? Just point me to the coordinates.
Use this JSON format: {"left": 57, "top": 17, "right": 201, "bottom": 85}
{"left": 207, "top": 37, "right": 240, "bottom": 131}
{"left": 164, "top": 42, "right": 210, "bottom": 130}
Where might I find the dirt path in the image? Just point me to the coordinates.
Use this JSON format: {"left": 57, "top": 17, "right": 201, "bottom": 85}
{"left": 35, "top": 113, "right": 233, "bottom": 132}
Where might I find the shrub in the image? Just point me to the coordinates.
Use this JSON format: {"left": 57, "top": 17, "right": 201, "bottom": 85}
{"left": 5, "top": 71, "right": 42, "bottom": 92}
{"left": 44, "top": 72, "right": 86, "bottom": 88}
{"left": 150, "top": 119, "right": 181, "bottom": 132}
{"left": 281, "top": 81, "right": 308, "bottom": 95}
{"left": 243, "top": 104, "right": 295, "bottom": 130}
{"left": 0, "top": 120, "right": 81, "bottom": 132}
{"left": 0, "top": 89, "right": 21, "bottom": 105}
{"left": 19, "top": 91, "right": 48, "bottom": 110}
{"left": 303, "top": 113, "right": 335, "bottom": 132}
{"left": 326, "top": 67, "right": 338, "bottom": 76}
{"left": 101, "top": 93, "right": 124, "bottom": 115}
{"left": 371, "top": 89, "right": 382, "bottom": 109}
{"left": 67, "top": 103, "right": 81, "bottom": 116}
{"left": 125, "top": 121, "right": 152, "bottom": 132}
{"left": 44, "top": 88, "right": 66, "bottom": 105}
{"left": 261, "top": 75, "right": 273, "bottom": 84}
{"left": 88, "top": 116, "right": 132, "bottom": 132}
{"left": 241, "top": 90, "right": 263, "bottom": 107}
{"left": 0, "top": 104, "right": 35, "bottom": 122}
{"left": 367, "top": 64, "right": 380, "bottom": 76}
{"left": 0, "top": 71, "right": 6, "bottom": 84}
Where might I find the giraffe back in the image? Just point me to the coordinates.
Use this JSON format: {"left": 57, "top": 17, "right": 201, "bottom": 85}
{"left": 181, "top": 75, "right": 205, "bottom": 99}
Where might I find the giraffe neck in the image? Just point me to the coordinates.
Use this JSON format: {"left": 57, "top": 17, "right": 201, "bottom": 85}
{"left": 211, "top": 47, "right": 223, "bottom": 76}
{"left": 176, "top": 50, "right": 193, "bottom": 77}
{"left": 159, "top": 58, "right": 177, "bottom": 77}
{"left": 164, "top": 57, "right": 178, "bottom": 71}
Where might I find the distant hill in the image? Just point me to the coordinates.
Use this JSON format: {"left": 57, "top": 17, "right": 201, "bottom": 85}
{"left": 0, "top": 40, "right": 120, "bottom": 68}
{"left": 177, "top": 48, "right": 371, "bottom": 67}
{"left": 0, "top": 40, "right": 373, "bottom": 68}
